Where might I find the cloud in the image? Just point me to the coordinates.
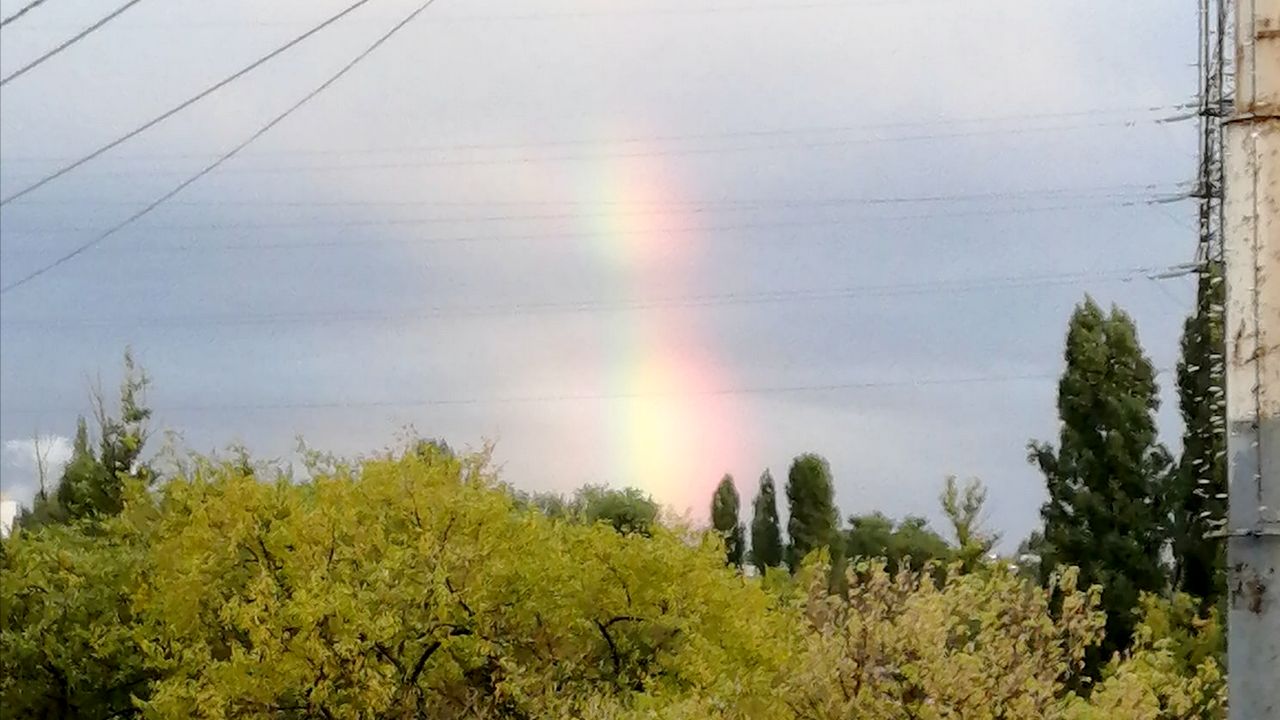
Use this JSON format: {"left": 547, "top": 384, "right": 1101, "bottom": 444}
{"left": 1, "top": 435, "right": 74, "bottom": 507}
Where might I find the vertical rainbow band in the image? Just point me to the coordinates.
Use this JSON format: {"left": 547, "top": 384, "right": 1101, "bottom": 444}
{"left": 578, "top": 146, "right": 748, "bottom": 517}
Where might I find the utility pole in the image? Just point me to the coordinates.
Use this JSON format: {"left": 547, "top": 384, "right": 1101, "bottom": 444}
{"left": 1224, "top": 0, "right": 1279, "bottom": 717}
{"left": 1195, "top": 0, "right": 1230, "bottom": 267}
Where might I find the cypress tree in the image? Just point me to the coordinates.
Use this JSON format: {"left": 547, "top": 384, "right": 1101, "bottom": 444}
{"left": 1029, "top": 297, "right": 1172, "bottom": 658}
{"left": 1170, "top": 261, "right": 1227, "bottom": 608}
{"left": 750, "top": 470, "right": 783, "bottom": 574}
{"left": 710, "top": 474, "right": 745, "bottom": 567}
{"left": 785, "top": 453, "right": 840, "bottom": 574}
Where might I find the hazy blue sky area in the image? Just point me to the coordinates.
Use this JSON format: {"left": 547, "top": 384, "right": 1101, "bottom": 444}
{"left": 0, "top": 0, "right": 1200, "bottom": 548}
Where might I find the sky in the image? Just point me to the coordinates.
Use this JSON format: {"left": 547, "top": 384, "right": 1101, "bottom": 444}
{"left": 0, "top": 0, "right": 1202, "bottom": 548}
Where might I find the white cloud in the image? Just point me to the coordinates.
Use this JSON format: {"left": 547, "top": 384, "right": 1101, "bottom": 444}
{"left": 1, "top": 435, "right": 74, "bottom": 507}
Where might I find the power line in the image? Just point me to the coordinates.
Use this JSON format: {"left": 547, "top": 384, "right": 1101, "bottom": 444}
{"left": 414, "top": 0, "right": 1104, "bottom": 22}
{"left": 0, "top": 372, "right": 1077, "bottom": 416}
{"left": 0, "top": 0, "right": 145, "bottom": 87}
{"left": 0, "top": 197, "right": 1184, "bottom": 259}
{"left": 0, "top": 103, "right": 1192, "bottom": 165}
{"left": 0, "top": 0, "right": 380, "bottom": 206}
{"left": 0, "top": 0, "right": 444, "bottom": 296}
{"left": 0, "top": 265, "right": 1178, "bottom": 330}
{"left": 5, "top": 0, "right": 1105, "bottom": 31}
{"left": 0, "top": 116, "right": 1190, "bottom": 184}
{"left": 0, "top": 180, "right": 1191, "bottom": 210}
{"left": 0, "top": 0, "right": 50, "bottom": 28}
{"left": 0, "top": 183, "right": 1186, "bottom": 236}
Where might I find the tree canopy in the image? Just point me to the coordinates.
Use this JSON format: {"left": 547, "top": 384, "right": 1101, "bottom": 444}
{"left": 845, "top": 512, "right": 951, "bottom": 573}
{"left": 1, "top": 443, "right": 1225, "bottom": 719}
{"left": 785, "top": 453, "right": 840, "bottom": 574}
{"left": 709, "top": 474, "right": 744, "bottom": 567}
{"left": 749, "top": 469, "right": 783, "bottom": 574}
{"left": 1029, "top": 298, "right": 1172, "bottom": 661}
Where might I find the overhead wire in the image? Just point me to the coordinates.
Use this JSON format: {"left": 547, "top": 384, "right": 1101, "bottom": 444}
{"left": 0, "top": 196, "right": 1188, "bottom": 257}
{"left": 0, "top": 0, "right": 145, "bottom": 87}
{"left": 0, "top": 265, "right": 1182, "bottom": 329}
{"left": 0, "top": 0, "right": 50, "bottom": 28}
{"left": 0, "top": 183, "right": 1188, "bottom": 236}
{"left": 8, "top": 0, "right": 1119, "bottom": 30}
{"left": 0, "top": 102, "right": 1193, "bottom": 166}
{"left": 0, "top": 180, "right": 1190, "bottom": 210}
{"left": 0, "top": 0, "right": 445, "bottom": 296}
{"left": 0, "top": 372, "right": 1096, "bottom": 416}
{"left": 0, "top": 202, "right": 1188, "bottom": 258}
{"left": 0, "top": 115, "right": 1194, "bottom": 183}
{"left": 0, "top": 0, "right": 380, "bottom": 206}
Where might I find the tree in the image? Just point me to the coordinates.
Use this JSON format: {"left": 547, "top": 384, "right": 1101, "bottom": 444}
{"left": 18, "top": 428, "right": 82, "bottom": 528}
{"left": 1067, "top": 593, "right": 1225, "bottom": 719}
{"left": 19, "top": 351, "right": 152, "bottom": 530}
{"left": 1, "top": 439, "right": 1228, "bottom": 720}
{"left": 574, "top": 485, "right": 660, "bottom": 536}
{"left": 939, "top": 476, "right": 1000, "bottom": 572}
{"left": 0, "top": 524, "right": 151, "bottom": 718}
{"left": 845, "top": 513, "right": 951, "bottom": 573}
{"left": 749, "top": 470, "right": 783, "bottom": 574}
{"left": 91, "top": 350, "right": 153, "bottom": 498}
{"left": 513, "top": 485, "right": 660, "bottom": 536}
{"left": 795, "top": 560, "right": 1106, "bottom": 719}
{"left": 785, "top": 454, "right": 840, "bottom": 575}
{"left": 1169, "top": 261, "right": 1227, "bottom": 609}
{"left": 1029, "top": 297, "right": 1172, "bottom": 659}
{"left": 106, "top": 446, "right": 786, "bottom": 718}
{"left": 710, "top": 475, "right": 745, "bottom": 568}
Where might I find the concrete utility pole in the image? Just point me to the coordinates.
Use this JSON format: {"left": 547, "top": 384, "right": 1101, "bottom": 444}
{"left": 1224, "top": 1, "right": 1279, "bottom": 718}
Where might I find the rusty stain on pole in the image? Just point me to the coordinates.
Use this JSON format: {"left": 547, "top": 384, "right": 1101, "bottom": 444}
{"left": 1224, "top": 0, "right": 1280, "bottom": 718}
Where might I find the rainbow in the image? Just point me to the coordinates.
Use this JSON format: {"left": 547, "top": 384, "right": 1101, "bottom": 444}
{"left": 578, "top": 149, "right": 748, "bottom": 518}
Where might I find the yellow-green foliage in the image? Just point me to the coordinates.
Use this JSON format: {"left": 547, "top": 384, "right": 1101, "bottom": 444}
{"left": 787, "top": 558, "right": 1103, "bottom": 719}
{"left": 128, "top": 446, "right": 789, "bottom": 718}
{"left": 0, "top": 444, "right": 1227, "bottom": 719}
{"left": 1066, "top": 594, "right": 1226, "bottom": 720}
{"left": 0, "top": 524, "right": 150, "bottom": 718}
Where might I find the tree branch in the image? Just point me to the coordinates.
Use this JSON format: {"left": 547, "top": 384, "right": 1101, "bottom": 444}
{"left": 594, "top": 616, "right": 643, "bottom": 678}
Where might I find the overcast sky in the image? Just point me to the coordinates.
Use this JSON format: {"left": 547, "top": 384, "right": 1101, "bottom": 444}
{"left": 0, "top": 0, "right": 1201, "bottom": 547}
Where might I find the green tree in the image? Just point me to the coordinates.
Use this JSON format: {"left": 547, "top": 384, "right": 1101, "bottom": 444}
{"left": 1071, "top": 592, "right": 1226, "bottom": 719}
{"left": 785, "top": 454, "right": 840, "bottom": 575}
{"left": 0, "top": 439, "right": 1227, "bottom": 720}
{"left": 121, "top": 446, "right": 786, "bottom": 718}
{"left": 710, "top": 474, "right": 745, "bottom": 567}
{"left": 940, "top": 476, "right": 1000, "bottom": 573}
{"left": 92, "top": 350, "right": 153, "bottom": 495}
{"left": 845, "top": 513, "right": 951, "bottom": 573}
{"left": 1029, "top": 297, "right": 1172, "bottom": 659}
{"left": 1169, "top": 261, "right": 1227, "bottom": 609}
{"left": 513, "top": 485, "right": 660, "bottom": 536}
{"left": 0, "top": 524, "right": 151, "bottom": 718}
{"left": 574, "top": 485, "right": 660, "bottom": 536}
{"left": 18, "top": 427, "right": 86, "bottom": 528}
{"left": 749, "top": 470, "right": 783, "bottom": 574}
{"left": 19, "top": 351, "right": 152, "bottom": 530}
